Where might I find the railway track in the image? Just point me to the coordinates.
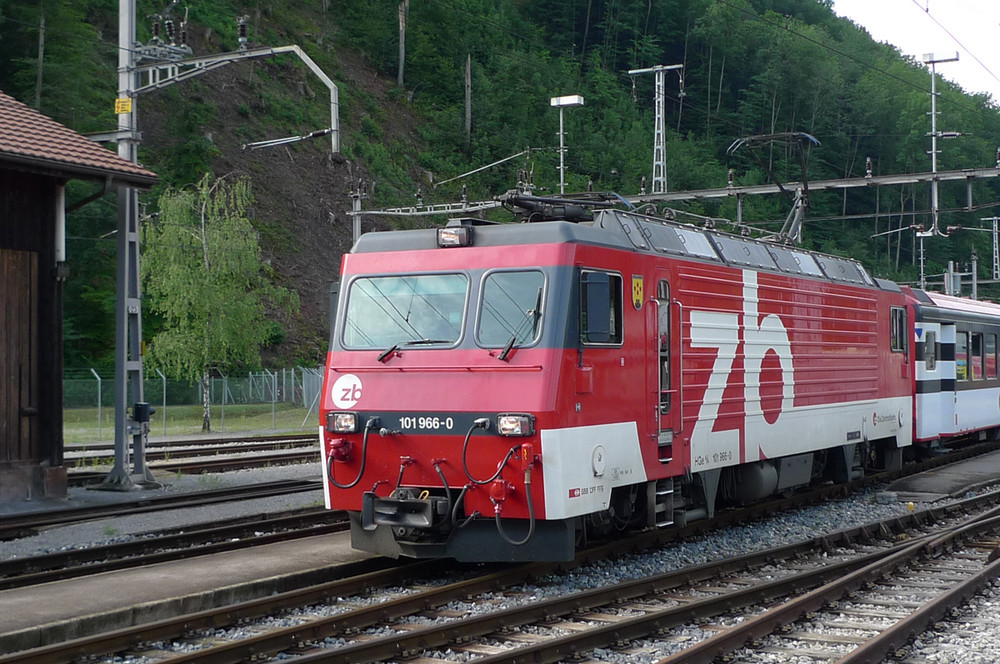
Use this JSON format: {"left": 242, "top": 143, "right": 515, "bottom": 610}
{"left": 0, "top": 478, "right": 323, "bottom": 540}
{"left": 0, "top": 508, "right": 348, "bottom": 591}
{"left": 65, "top": 434, "right": 320, "bottom": 482}
{"left": 3, "top": 443, "right": 999, "bottom": 663}
{"left": 658, "top": 506, "right": 1000, "bottom": 663}
{"left": 65, "top": 434, "right": 317, "bottom": 464}
{"left": 8, "top": 485, "right": 1000, "bottom": 664}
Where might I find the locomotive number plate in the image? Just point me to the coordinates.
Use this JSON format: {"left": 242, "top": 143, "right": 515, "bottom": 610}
{"left": 364, "top": 412, "right": 497, "bottom": 435}
{"left": 397, "top": 415, "right": 456, "bottom": 431}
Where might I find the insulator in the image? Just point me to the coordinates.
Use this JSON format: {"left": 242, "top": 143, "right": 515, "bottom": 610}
{"left": 164, "top": 19, "right": 175, "bottom": 44}
{"left": 180, "top": 22, "right": 187, "bottom": 46}
{"left": 151, "top": 17, "right": 161, "bottom": 40}
{"left": 238, "top": 17, "right": 248, "bottom": 39}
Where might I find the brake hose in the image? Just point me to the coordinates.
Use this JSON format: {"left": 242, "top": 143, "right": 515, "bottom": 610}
{"left": 461, "top": 418, "right": 517, "bottom": 484}
{"left": 494, "top": 466, "right": 535, "bottom": 546}
{"left": 327, "top": 418, "right": 377, "bottom": 489}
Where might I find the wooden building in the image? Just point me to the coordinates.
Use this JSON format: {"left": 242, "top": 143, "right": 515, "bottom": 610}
{"left": 0, "top": 90, "right": 157, "bottom": 502}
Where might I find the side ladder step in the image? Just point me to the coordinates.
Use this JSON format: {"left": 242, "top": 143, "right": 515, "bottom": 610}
{"left": 653, "top": 478, "right": 676, "bottom": 528}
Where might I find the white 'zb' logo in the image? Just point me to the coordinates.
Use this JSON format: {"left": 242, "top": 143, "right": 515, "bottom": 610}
{"left": 332, "top": 374, "right": 363, "bottom": 408}
{"left": 688, "top": 271, "right": 795, "bottom": 470}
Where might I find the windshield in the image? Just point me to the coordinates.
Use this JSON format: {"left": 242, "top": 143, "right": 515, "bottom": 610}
{"left": 342, "top": 274, "right": 468, "bottom": 348}
{"left": 477, "top": 270, "right": 546, "bottom": 347}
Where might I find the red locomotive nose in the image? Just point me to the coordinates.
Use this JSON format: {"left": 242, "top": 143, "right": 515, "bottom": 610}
{"left": 329, "top": 438, "right": 352, "bottom": 462}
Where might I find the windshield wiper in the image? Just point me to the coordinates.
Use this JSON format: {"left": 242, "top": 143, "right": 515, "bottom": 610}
{"left": 530, "top": 286, "right": 543, "bottom": 335}
{"left": 377, "top": 344, "right": 399, "bottom": 363}
{"left": 498, "top": 287, "right": 542, "bottom": 362}
{"left": 378, "top": 338, "right": 453, "bottom": 362}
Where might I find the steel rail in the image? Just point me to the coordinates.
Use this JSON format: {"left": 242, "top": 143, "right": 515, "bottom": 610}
{"left": 835, "top": 555, "right": 1000, "bottom": 663}
{"left": 63, "top": 433, "right": 316, "bottom": 453}
{"left": 184, "top": 489, "right": 1000, "bottom": 664}
{"left": 65, "top": 438, "right": 317, "bottom": 466}
{"left": 149, "top": 449, "right": 319, "bottom": 473}
{"left": 656, "top": 506, "right": 1000, "bottom": 663}
{"left": 18, "top": 494, "right": 967, "bottom": 664}
{"left": 286, "top": 537, "right": 922, "bottom": 664}
{"left": 0, "top": 479, "right": 322, "bottom": 539}
{"left": 0, "top": 559, "right": 442, "bottom": 664}
{"left": 7, "top": 518, "right": 903, "bottom": 664}
{"left": 0, "top": 510, "right": 347, "bottom": 591}
{"left": 6, "top": 449, "right": 1000, "bottom": 663}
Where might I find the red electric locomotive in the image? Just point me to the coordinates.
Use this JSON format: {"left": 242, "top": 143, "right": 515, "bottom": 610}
{"left": 320, "top": 193, "right": 916, "bottom": 562}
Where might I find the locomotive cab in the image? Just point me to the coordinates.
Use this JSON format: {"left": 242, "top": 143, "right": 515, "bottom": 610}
{"left": 321, "top": 220, "right": 612, "bottom": 561}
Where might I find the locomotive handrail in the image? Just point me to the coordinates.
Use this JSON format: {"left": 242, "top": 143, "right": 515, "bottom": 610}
{"left": 674, "top": 298, "right": 685, "bottom": 437}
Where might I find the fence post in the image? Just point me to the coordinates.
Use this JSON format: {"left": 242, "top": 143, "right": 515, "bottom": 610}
{"left": 271, "top": 369, "right": 277, "bottom": 429}
{"left": 301, "top": 367, "right": 323, "bottom": 427}
{"left": 221, "top": 372, "right": 227, "bottom": 433}
{"left": 296, "top": 367, "right": 304, "bottom": 405}
{"left": 155, "top": 368, "right": 167, "bottom": 438}
{"left": 89, "top": 368, "right": 102, "bottom": 441}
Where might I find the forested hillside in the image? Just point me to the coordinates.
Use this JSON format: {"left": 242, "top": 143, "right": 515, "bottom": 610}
{"left": 2, "top": 0, "right": 999, "bottom": 371}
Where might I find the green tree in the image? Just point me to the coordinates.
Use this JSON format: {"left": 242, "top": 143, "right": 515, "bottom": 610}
{"left": 141, "top": 174, "right": 298, "bottom": 432}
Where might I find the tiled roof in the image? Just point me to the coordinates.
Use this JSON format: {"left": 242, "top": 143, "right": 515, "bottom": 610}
{"left": 0, "top": 89, "right": 157, "bottom": 187}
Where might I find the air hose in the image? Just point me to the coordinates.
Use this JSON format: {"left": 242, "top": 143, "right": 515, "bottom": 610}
{"left": 461, "top": 418, "right": 516, "bottom": 485}
{"left": 494, "top": 465, "right": 535, "bottom": 546}
{"left": 327, "top": 417, "right": 377, "bottom": 489}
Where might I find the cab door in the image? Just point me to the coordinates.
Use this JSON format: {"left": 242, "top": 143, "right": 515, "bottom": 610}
{"left": 650, "top": 275, "right": 677, "bottom": 462}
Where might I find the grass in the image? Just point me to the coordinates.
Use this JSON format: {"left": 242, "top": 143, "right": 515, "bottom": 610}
{"left": 64, "top": 402, "right": 319, "bottom": 443}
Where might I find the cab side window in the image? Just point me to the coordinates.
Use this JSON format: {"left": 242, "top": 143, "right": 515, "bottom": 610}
{"left": 581, "top": 270, "right": 623, "bottom": 344}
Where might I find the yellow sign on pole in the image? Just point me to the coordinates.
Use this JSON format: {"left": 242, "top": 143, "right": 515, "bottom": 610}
{"left": 114, "top": 97, "right": 132, "bottom": 114}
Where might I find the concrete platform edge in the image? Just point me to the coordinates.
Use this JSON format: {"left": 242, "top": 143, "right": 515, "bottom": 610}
{"left": 0, "top": 562, "right": 364, "bottom": 655}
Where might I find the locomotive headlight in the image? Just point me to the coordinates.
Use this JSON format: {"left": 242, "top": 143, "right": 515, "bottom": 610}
{"left": 497, "top": 413, "right": 535, "bottom": 436}
{"left": 437, "top": 226, "right": 472, "bottom": 247}
{"left": 327, "top": 411, "right": 359, "bottom": 433}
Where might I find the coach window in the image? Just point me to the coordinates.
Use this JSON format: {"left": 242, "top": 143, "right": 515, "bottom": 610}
{"left": 581, "top": 270, "right": 623, "bottom": 344}
{"left": 890, "top": 307, "right": 907, "bottom": 353}
{"left": 972, "top": 332, "right": 985, "bottom": 380}
{"left": 956, "top": 332, "right": 969, "bottom": 381}
{"left": 988, "top": 334, "right": 998, "bottom": 379}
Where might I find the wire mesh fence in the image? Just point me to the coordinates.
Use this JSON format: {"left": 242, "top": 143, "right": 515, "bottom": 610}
{"left": 63, "top": 367, "right": 325, "bottom": 442}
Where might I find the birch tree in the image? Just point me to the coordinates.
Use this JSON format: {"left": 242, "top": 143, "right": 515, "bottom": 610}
{"left": 142, "top": 174, "right": 298, "bottom": 432}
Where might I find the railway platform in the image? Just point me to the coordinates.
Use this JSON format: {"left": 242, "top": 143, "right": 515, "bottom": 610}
{"left": 0, "top": 530, "right": 378, "bottom": 653}
{"left": 887, "top": 448, "right": 1000, "bottom": 502}
{"left": 0, "top": 460, "right": 382, "bottom": 655}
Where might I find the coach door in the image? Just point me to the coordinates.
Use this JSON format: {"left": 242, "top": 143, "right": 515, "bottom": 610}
{"left": 932, "top": 322, "right": 958, "bottom": 435}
